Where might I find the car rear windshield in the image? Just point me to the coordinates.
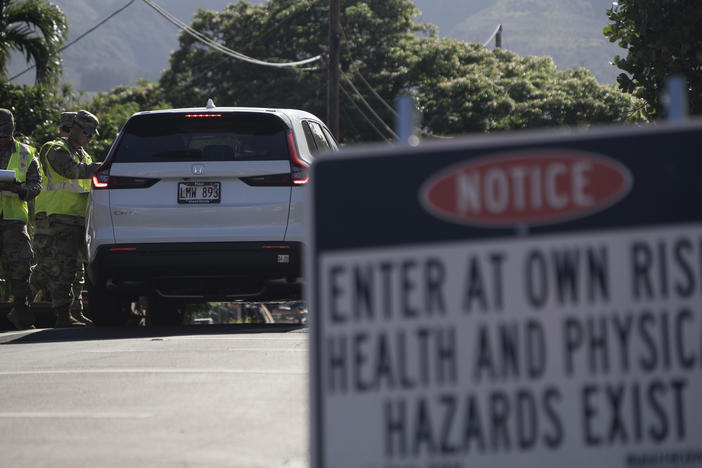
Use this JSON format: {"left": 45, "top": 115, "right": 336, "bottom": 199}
{"left": 112, "top": 112, "right": 290, "bottom": 163}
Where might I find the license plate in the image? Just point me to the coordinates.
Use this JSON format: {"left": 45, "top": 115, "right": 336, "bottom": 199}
{"left": 178, "top": 181, "right": 221, "bottom": 204}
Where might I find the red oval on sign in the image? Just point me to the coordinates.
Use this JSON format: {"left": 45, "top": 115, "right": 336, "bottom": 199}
{"left": 420, "top": 150, "right": 632, "bottom": 227}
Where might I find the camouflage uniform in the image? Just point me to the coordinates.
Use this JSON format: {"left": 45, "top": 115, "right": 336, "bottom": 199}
{"left": 0, "top": 109, "right": 42, "bottom": 329}
{"left": 45, "top": 110, "right": 102, "bottom": 327}
{"left": 30, "top": 112, "right": 88, "bottom": 321}
{"left": 29, "top": 211, "right": 52, "bottom": 299}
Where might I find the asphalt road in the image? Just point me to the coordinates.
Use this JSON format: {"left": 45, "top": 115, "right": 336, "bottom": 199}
{"left": 0, "top": 324, "right": 309, "bottom": 468}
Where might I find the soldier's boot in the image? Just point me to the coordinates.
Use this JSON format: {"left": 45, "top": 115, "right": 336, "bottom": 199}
{"left": 54, "top": 304, "right": 86, "bottom": 328}
{"left": 7, "top": 299, "right": 36, "bottom": 330}
{"left": 70, "top": 301, "right": 92, "bottom": 326}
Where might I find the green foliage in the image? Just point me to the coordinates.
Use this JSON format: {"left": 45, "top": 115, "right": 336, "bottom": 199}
{"left": 604, "top": 0, "right": 702, "bottom": 118}
{"left": 411, "top": 40, "right": 645, "bottom": 134}
{"left": 0, "top": 0, "right": 67, "bottom": 86}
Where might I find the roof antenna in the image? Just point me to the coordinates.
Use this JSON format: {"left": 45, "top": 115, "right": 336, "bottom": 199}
{"left": 206, "top": 98, "right": 216, "bottom": 109}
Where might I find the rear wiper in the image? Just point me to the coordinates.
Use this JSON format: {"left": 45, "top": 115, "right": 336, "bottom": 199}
{"left": 152, "top": 149, "right": 202, "bottom": 158}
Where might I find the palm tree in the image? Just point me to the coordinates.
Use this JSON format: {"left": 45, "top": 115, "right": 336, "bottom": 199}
{"left": 0, "top": 0, "right": 67, "bottom": 87}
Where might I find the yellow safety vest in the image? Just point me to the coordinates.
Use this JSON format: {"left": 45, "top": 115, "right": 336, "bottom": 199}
{"left": 0, "top": 141, "right": 34, "bottom": 223}
{"left": 43, "top": 139, "right": 93, "bottom": 218}
{"left": 34, "top": 139, "right": 60, "bottom": 215}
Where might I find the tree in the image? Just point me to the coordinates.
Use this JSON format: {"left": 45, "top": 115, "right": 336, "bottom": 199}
{"left": 0, "top": 0, "right": 67, "bottom": 87}
{"left": 410, "top": 39, "right": 645, "bottom": 135}
{"left": 604, "top": 0, "right": 702, "bottom": 118}
{"left": 159, "top": 0, "right": 644, "bottom": 143}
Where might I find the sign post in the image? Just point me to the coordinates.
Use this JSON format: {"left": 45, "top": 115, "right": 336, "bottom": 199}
{"left": 309, "top": 121, "right": 702, "bottom": 468}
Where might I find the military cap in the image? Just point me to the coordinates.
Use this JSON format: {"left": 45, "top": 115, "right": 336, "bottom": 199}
{"left": 60, "top": 111, "right": 77, "bottom": 127}
{"left": 0, "top": 108, "right": 15, "bottom": 138}
{"left": 74, "top": 109, "right": 99, "bottom": 136}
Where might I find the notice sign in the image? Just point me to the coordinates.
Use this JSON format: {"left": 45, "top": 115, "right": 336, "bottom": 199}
{"left": 309, "top": 121, "right": 702, "bottom": 468}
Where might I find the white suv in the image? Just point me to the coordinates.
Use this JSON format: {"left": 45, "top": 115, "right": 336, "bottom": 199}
{"left": 85, "top": 102, "right": 337, "bottom": 326}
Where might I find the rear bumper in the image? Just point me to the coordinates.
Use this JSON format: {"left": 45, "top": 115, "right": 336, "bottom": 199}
{"left": 87, "top": 241, "right": 303, "bottom": 301}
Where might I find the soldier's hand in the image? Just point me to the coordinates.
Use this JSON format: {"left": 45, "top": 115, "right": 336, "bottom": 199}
{"left": 0, "top": 179, "right": 21, "bottom": 193}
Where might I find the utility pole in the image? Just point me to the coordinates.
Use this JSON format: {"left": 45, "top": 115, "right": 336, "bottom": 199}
{"left": 328, "top": 0, "right": 340, "bottom": 139}
{"left": 495, "top": 24, "right": 503, "bottom": 49}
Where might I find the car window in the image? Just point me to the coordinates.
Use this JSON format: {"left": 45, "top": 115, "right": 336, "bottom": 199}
{"left": 302, "top": 120, "right": 334, "bottom": 155}
{"left": 113, "top": 113, "right": 289, "bottom": 162}
{"left": 321, "top": 126, "right": 338, "bottom": 150}
{"left": 302, "top": 121, "right": 317, "bottom": 155}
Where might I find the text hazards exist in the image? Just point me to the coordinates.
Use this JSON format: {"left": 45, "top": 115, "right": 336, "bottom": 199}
{"left": 318, "top": 224, "right": 702, "bottom": 468}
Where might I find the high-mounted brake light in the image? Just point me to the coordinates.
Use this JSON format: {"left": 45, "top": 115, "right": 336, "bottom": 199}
{"left": 288, "top": 131, "right": 309, "bottom": 185}
{"left": 184, "top": 113, "right": 222, "bottom": 118}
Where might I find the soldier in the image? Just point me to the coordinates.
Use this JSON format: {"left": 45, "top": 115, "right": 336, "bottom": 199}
{"left": 31, "top": 111, "right": 74, "bottom": 301}
{"left": 31, "top": 111, "right": 92, "bottom": 325}
{"left": 0, "top": 108, "right": 42, "bottom": 330}
{"left": 44, "top": 110, "right": 102, "bottom": 328}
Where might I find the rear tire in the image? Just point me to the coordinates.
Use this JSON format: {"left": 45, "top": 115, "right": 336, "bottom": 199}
{"left": 87, "top": 277, "right": 129, "bottom": 327}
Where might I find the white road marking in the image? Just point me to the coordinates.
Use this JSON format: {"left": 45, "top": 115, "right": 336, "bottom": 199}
{"left": 169, "top": 335, "right": 306, "bottom": 341}
{"left": 0, "top": 412, "right": 152, "bottom": 419}
{"left": 0, "top": 368, "right": 305, "bottom": 375}
{"left": 85, "top": 348, "right": 305, "bottom": 353}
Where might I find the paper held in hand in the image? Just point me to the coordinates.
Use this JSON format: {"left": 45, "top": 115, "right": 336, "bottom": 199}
{"left": 0, "top": 169, "right": 16, "bottom": 182}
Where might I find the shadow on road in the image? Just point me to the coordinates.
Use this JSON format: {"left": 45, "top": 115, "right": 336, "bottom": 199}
{"left": 0, "top": 323, "right": 307, "bottom": 345}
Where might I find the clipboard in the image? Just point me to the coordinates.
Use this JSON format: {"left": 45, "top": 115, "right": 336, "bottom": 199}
{"left": 0, "top": 169, "right": 15, "bottom": 182}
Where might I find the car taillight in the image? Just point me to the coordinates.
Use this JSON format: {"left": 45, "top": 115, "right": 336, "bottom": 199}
{"left": 288, "top": 131, "right": 309, "bottom": 185}
{"left": 92, "top": 163, "right": 159, "bottom": 190}
{"left": 92, "top": 162, "right": 111, "bottom": 189}
{"left": 239, "top": 132, "right": 310, "bottom": 187}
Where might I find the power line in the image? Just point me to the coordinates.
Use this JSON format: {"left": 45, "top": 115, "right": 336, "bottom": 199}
{"left": 351, "top": 67, "right": 398, "bottom": 117}
{"left": 9, "top": 0, "right": 138, "bottom": 81}
{"left": 142, "top": 0, "right": 321, "bottom": 69}
{"left": 169, "top": 0, "right": 318, "bottom": 93}
{"left": 342, "top": 75, "right": 398, "bottom": 139}
{"left": 345, "top": 70, "right": 452, "bottom": 141}
{"left": 340, "top": 82, "right": 391, "bottom": 142}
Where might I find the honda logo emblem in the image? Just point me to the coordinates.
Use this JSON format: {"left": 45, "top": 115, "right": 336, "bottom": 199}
{"left": 192, "top": 164, "right": 204, "bottom": 175}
